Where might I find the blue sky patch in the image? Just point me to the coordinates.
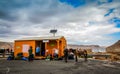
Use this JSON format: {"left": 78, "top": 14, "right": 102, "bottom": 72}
{"left": 110, "top": 17, "right": 120, "bottom": 28}
{"left": 108, "top": 0, "right": 113, "bottom": 3}
{"left": 108, "top": 32, "right": 120, "bottom": 41}
{"left": 104, "top": 8, "right": 115, "bottom": 16}
{"left": 59, "top": 0, "right": 86, "bottom": 8}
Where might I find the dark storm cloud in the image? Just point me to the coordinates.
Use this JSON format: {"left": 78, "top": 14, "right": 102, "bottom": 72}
{"left": 0, "top": 11, "right": 6, "bottom": 18}
{"left": 0, "top": 0, "right": 30, "bottom": 21}
{"left": 0, "top": 20, "right": 12, "bottom": 36}
{"left": 0, "top": 0, "right": 61, "bottom": 22}
{"left": 0, "top": 0, "right": 63, "bottom": 36}
{"left": 28, "top": 11, "right": 59, "bottom": 24}
{"left": 0, "top": 11, "right": 18, "bottom": 21}
{"left": 0, "top": 0, "right": 30, "bottom": 10}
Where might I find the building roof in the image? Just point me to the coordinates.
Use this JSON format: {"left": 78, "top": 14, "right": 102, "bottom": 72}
{"left": 15, "top": 36, "right": 65, "bottom": 41}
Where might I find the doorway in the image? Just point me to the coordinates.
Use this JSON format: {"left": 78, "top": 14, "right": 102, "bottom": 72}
{"left": 36, "top": 41, "right": 45, "bottom": 56}
{"left": 41, "top": 42, "right": 45, "bottom": 56}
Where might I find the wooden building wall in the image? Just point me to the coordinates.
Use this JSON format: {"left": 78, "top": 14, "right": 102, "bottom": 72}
{"left": 14, "top": 40, "right": 36, "bottom": 57}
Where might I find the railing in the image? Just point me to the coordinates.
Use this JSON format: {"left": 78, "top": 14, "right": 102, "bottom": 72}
{"left": 0, "top": 53, "right": 12, "bottom": 58}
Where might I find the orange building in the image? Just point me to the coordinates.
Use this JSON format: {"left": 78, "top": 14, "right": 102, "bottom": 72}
{"left": 14, "top": 36, "right": 67, "bottom": 59}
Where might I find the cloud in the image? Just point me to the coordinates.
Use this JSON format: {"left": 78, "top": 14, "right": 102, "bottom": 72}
{"left": 0, "top": 0, "right": 120, "bottom": 46}
{"left": 98, "top": 0, "right": 113, "bottom": 5}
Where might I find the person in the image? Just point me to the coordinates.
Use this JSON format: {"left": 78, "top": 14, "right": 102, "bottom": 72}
{"left": 2, "top": 49, "right": 5, "bottom": 57}
{"left": 6, "top": 48, "right": 9, "bottom": 53}
{"left": 46, "top": 49, "right": 48, "bottom": 55}
{"left": 10, "top": 49, "right": 14, "bottom": 60}
{"left": 64, "top": 48, "right": 68, "bottom": 63}
{"left": 36, "top": 46, "right": 41, "bottom": 56}
{"left": 53, "top": 48, "right": 59, "bottom": 60}
{"left": 84, "top": 49, "right": 88, "bottom": 61}
{"left": 10, "top": 49, "right": 13, "bottom": 53}
{"left": 28, "top": 46, "right": 34, "bottom": 61}
{"left": 7, "top": 50, "right": 14, "bottom": 60}
{"left": 68, "top": 48, "right": 74, "bottom": 60}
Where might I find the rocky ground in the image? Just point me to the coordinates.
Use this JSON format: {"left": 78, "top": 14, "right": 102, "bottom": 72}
{"left": 0, "top": 59, "right": 120, "bottom": 74}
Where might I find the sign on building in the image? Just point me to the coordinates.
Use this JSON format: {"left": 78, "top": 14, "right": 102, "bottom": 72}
{"left": 22, "top": 44, "right": 29, "bottom": 53}
{"left": 43, "top": 40, "right": 49, "bottom": 43}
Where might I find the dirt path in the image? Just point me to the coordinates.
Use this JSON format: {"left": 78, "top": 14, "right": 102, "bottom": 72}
{"left": 0, "top": 59, "right": 120, "bottom": 74}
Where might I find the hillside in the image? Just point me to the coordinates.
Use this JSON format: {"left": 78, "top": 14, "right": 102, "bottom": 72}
{"left": 67, "top": 44, "right": 106, "bottom": 52}
{"left": 106, "top": 40, "right": 120, "bottom": 53}
{"left": 67, "top": 44, "right": 100, "bottom": 49}
{"left": 0, "top": 41, "right": 14, "bottom": 49}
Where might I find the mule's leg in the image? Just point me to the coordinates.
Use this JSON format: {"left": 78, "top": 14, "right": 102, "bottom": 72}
{"left": 75, "top": 54, "right": 78, "bottom": 62}
{"left": 84, "top": 53, "right": 87, "bottom": 61}
{"left": 65, "top": 55, "right": 68, "bottom": 63}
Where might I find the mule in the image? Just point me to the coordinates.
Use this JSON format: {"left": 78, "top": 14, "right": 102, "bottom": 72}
{"left": 75, "top": 49, "right": 88, "bottom": 62}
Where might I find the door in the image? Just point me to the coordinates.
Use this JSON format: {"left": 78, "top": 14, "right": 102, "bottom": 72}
{"left": 41, "top": 43, "right": 45, "bottom": 56}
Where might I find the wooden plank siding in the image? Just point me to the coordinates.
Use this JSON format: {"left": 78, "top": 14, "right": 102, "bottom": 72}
{"left": 14, "top": 36, "right": 67, "bottom": 58}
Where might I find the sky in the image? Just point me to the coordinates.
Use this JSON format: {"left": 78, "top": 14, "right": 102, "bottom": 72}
{"left": 0, "top": 0, "right": 120, "bottom": 46}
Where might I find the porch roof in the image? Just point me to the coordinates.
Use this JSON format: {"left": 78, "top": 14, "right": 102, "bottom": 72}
{"left": 15, "top": 36, "right": 64, "bottom": 41}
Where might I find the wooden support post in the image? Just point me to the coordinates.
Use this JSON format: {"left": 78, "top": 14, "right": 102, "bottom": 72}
{"left": 57, "top": 40, "right": 60, "bottom": 57}
{"left": 45, "top": 42, "right": 47, "bottom": 56}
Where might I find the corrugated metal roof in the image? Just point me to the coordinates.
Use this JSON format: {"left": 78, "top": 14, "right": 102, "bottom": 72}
{"left": 15, "top": 36, "right": 64, "bottom": 41}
